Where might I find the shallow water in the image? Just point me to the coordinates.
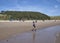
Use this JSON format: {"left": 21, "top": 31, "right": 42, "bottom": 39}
{"left": 0, "top": 25, "right": 60, "bottom": 43}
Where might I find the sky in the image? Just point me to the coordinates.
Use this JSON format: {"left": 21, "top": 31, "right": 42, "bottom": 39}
{"left": 0, "top": 0, "right": 60, "bottom": 16}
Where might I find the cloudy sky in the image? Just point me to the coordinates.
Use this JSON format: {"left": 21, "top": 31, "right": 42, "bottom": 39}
{"left": 0, "top": 0, "right": 60, "bottom": 16}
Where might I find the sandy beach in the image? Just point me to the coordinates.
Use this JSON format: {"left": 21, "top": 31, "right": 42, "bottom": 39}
{"left": 0, "top": 20, "right": 60, "bottom": 40}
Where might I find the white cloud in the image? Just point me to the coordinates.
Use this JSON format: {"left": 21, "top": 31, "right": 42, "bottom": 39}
{"left": 54, "top": 5, "right": 58, "bottom": 8}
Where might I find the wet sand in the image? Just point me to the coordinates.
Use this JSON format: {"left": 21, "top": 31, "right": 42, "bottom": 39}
{"left": 55, "top": 33, "right": 60, "bottom": 43}
{"left": 0, "top": 25, "right": 60, "bottom": 43}
{"left": 0, "top": 20, "right": 60, "bottom": 40}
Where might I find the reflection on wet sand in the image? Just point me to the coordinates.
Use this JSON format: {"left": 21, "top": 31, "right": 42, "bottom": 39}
{"left": 32, "top": 31, "right": 36, "bottom": 43}
{"left": 55, "top": 33, "right": 60, "bottom": 43}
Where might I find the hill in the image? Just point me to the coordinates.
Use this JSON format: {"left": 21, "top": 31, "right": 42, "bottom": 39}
{"left": 0, "top": 11, "right": 50, "bottom": 20}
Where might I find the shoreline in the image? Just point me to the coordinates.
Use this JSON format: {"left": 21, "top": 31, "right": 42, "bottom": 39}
{"left": 0, "top": 20, "right": 60, "bottom": 40}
